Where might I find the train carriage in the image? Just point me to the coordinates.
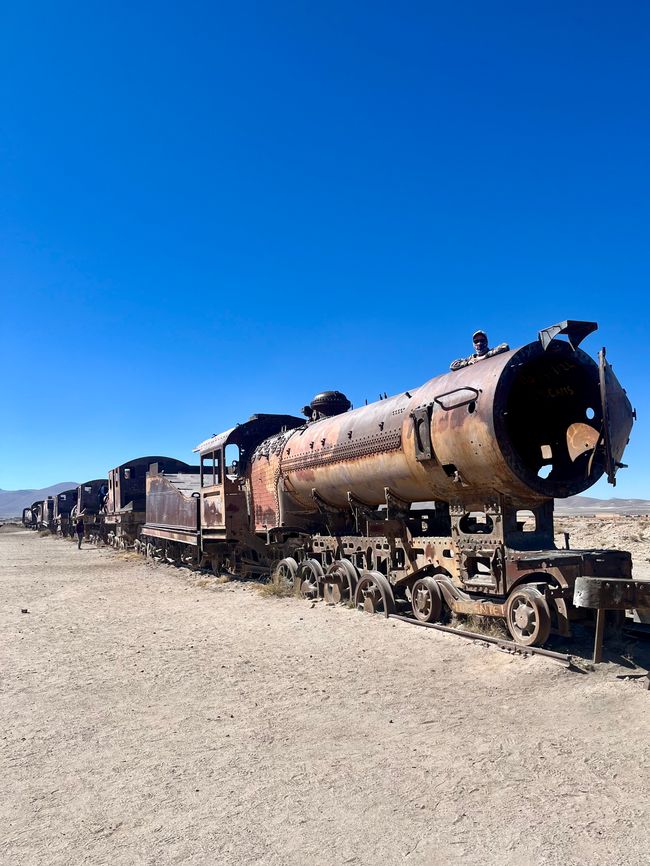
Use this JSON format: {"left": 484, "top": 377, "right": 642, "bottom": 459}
{"left": 29, "top": 501, "right": 44, "bottom": 530}
{"left": 71, "top": 479, "right": 108, "bottom": 542}
{"left": 138, "top": 464, "right": 201, "bottom": 563}
{"left": 53, "top": 488, "right": 78, "bottom": 536}
{"left": 22, "top": 507, "right": 36, "bottom": 529}
{"left": 102, "top": 456, "right": 198, "bottom": 548}
{"left": 32, "top": 498, "right": 54, "bottom": 531}
{"left": 140, "top": 416, "right": 303, "bottom": 573}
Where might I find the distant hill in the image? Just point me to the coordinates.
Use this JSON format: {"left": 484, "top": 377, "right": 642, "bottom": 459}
{"left": 555, "top": 495, "right": 650, "bottom": 515}
{"left": 2, "top": 485, "right": 647, "bottom": 520}
{"left": 0, "top": 483, "right": 80, "bottom": 518}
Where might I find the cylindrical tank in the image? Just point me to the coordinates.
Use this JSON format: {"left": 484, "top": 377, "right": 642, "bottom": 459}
{"left": 275, "top": 338, "right": 632, "bottom": 513}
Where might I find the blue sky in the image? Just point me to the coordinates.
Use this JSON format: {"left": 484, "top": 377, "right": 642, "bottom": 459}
{"left": 1, "top": 1, "right": 648, "bottom": 497}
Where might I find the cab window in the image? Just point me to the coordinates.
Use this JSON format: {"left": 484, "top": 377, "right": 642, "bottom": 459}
{"left": 225, "top": 443, "right": 241, "bottom": 479}
{"left": 201, "top": 451, "right": 222, "bottom": 487}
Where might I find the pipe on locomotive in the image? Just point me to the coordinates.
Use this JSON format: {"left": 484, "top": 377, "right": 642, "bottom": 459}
{"left": 266, "top": 321, "right": 633, "bottom": 519}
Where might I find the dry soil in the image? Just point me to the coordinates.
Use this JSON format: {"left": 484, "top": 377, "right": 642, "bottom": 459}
{"left": 2, "top": 527, "right": 649, "bottom": 866}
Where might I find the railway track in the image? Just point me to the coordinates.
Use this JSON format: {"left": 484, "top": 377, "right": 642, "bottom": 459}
{"left": 388, "top": 613, "right": 577, "bottom": 668}
{"left": 389, "top": 613, "right": 650, "bottom": 686}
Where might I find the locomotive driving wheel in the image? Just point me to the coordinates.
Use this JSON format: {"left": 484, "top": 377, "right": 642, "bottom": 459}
{"left": 505, "top": 586, "right": 551, "bottom": 646}
{"left": 297, "top": 559, "right": 323, "bottom": 599}
{"left": 273, "top": 557, "right": 298, "bottom": 591}
{"left": 323, "top": 559, "right": 358, "bottom": 604}
{"left": 354, "top": 571, "right": 395, "bottom": 617}
{"left": 411, "top": 577, "right": 443, "bottom": 623}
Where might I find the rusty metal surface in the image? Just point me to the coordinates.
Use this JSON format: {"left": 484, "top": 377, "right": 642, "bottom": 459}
{"left": 194, "top": 427, "right": 237, "bottom": 455}
{"left": 512, "top": 548, "right": 632, "bottom": 578}
{"left": 599, "top": 348, "right": 635, "bottom": 485}
{"left": 249, "top": 445, "right": 281, "bottom": 530}
{"left": 144, "top": 468, "right": 200, "bottom": 532}
{"left": 141, "top": 526, "right": 199, "bottom": 545}
{"left": 194, "top": 414, "right": 303, "bottom": 456}
{"left": 273, "top": 337, "right": 633, "bottom": 518}
{"left": 196, "top": 414, "right": 303, "bottom": 543}
{"left": 574, "top": 577, "right": 650, "bottom": 610}
{"left": 105, "top": 457, "right": 196, "bottom": 517}
{"left": 538, "top": 320, "right": 598, "bottom": 351}
{"left": 249, "top": 428, "right": 301, "bottom": 531}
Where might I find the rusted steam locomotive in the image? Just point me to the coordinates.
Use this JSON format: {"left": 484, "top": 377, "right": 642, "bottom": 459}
{"left": 135, "top": 319, "right": 636, "bottom": 647}
{"left": 28, "top": 319, "right": 638, "bottom": 648}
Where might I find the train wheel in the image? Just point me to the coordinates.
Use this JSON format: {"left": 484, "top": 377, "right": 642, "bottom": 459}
{"left": 273, "top": 557, "right": 298, "bottom": 591}
{"left": 323, "top": 559, "right": 357, "bottom": 604}
{"left": 411, "top": 577, "right": 443, "bottom": 623}
{"left": 165, "top": 543, "right": 179, "bottom": 565}
{"left": 505, "top": 586, "right": 551, "bottom": 646}
{"left": 181, "top": 550, "right": 199, "bottom": 570}
{"left": 354, "top": 571, "right": 395, "bottom": 618}
{"left": 297, "top": 559, "right": 323, "bottom": 599}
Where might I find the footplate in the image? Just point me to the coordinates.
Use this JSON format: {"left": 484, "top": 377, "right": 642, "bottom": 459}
{"left": 573, "top": 577, "right": 650, "bottom": 611}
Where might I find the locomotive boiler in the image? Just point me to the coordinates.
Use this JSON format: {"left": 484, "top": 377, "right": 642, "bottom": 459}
{"left": 272, "top": 322, "right": 629, "bottom": 515}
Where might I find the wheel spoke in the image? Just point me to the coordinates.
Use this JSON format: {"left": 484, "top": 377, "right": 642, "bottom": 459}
{"left": 506, "top": 586, "right": 551, "bottom": 646}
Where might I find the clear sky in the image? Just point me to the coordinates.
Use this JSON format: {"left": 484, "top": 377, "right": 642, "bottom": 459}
{"left": 1, "top": 1, "right": 648, "bottom": 497}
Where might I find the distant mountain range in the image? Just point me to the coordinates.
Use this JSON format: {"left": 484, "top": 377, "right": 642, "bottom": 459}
{"left": 0, "top": 483, "right": 80, "bottom": 518}
{"left": 554, "top": 496, "right": 650, "bottom": 515}
{"left": 1, "top": 485, "right": 648, "bottom": 520}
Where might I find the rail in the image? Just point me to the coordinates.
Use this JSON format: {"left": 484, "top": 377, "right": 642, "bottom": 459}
{"left": 388, "top": 613, "right": 575, "bottom": 668}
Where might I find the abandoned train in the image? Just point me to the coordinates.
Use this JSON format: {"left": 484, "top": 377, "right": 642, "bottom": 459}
{"left": 27, "top": 320, "right": 637, "bottom": 648}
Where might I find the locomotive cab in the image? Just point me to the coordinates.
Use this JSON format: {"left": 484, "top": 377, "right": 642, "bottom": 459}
{"left": 195, "top": 414, "right": 304, "bottom": 542}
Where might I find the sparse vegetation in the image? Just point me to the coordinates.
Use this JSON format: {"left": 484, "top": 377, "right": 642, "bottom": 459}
{"left": 193, "top": 577, "right": 213, "bottom": 589}
{"left": 450, "top": 612, "right": 509, "bottom": 639}
{"left": 258, "top": 580, "right": 295, "bottom": 598}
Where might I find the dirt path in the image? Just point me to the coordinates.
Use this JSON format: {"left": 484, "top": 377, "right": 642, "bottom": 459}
{"left": 2, "top": 529, "right": 649, "bottom": 866}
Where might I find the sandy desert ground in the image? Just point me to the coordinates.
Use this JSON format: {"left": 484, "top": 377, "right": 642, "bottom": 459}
{"left": 553, "top": 514, "right": 650, "bottom": 581}
{"left": 2, "top": 524, "right": 649, "bottom": 866}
